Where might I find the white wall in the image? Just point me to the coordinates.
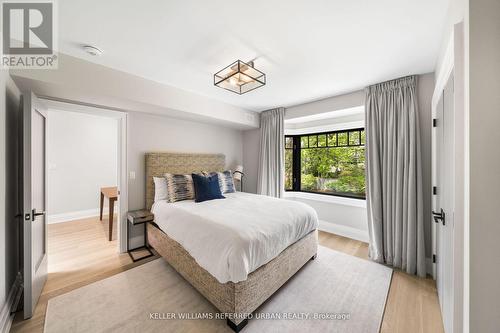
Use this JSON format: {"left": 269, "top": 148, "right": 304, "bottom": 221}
{"left": 435, "top": 0, "right": 467, "bottom": 82}
{"left": 47, "top": 110, "right": 118, "bottom": 221}
{"left": 242, "top": 129, "right": 260, "bottom": 194}
{"left": 127, "top": 112, "right": 243, "bottom": 246}
{"left": 469, "top": 1, "right": 500, "bottom": 332}
{"left": 287, "top": 195, "right": 368, "bottom": 242}
{"left": 127, "top": 112, "right": 243, "bottom": 210}
{"left": 0, "top": 70, "right": 22, "bottom": 332}
{"left": 285, "top": 90, "right": 365, "bottom": 120}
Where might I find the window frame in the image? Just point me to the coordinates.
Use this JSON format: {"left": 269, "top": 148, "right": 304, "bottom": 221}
{"left": 285, "top": 127, "right": 366, "bottom": 200}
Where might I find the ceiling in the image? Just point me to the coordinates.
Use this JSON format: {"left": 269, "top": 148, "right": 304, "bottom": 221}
{"left": 58, "top": 0, "right": 450, "bottom": 112}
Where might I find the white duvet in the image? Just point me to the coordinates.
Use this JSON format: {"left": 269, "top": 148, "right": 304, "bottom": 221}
{"left": 151, "top": 192, "right": 318, "bottom": 283}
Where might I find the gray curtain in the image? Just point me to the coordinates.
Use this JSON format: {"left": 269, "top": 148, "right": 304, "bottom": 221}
{"left": 257, "top": 107, "right": 285, "bottom": 198}
{"left": 365, "top": 75, "right": 426, "bottom": 277}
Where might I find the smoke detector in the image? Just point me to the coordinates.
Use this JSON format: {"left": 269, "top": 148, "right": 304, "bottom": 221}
{"left": 83, "top": 45, "right": 103, "bottom": 56}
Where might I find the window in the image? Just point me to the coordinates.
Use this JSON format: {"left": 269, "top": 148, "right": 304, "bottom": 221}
{"left": 285, "top": 128, "right": 366, "bottom": 199}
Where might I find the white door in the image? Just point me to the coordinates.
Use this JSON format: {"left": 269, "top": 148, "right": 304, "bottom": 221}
{"left": 434, "top": 92, "right": 444, "bottom": 306}
{"left": 23, "top": 92, "right": 48, "bottom": 319}
{"left": 433, "top": 73, "right": 455, "bottom": 333}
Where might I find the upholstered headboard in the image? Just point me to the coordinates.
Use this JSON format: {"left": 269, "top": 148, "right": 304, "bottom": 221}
{"left": 145, "top": 152, "right": 226, "bottom": 210}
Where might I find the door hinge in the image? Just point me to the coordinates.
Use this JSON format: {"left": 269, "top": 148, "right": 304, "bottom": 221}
{"left": 433, "top": 119, "right": 437, "bottom": 127}
{"left": 433, "top": 186, "right": 437, "bottom": 195}
{"left": 432, "top": 254, "right": 436, "bottom": 263}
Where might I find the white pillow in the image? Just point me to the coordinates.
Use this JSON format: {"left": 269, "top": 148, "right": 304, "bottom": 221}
{"left": 153, "top": 176, "right": 168, "bottom": 202}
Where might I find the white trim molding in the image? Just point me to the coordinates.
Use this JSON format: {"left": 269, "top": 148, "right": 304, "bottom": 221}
{"left": 0, "top": 273, "right": 23, "bottom": 333}
{"left": 432, "top": 35, "right": 454, "bottom": 113}
{"left": 318, "top": 220, "right": 369, "bottom": 243}
{"left": 285, "top": 120, "right": 364, "bottom": 136}
{"left": 48, "top": 207, "right": 118, "bottom": 224}
{"left": 284, "top": 191, "right": 366, "bottom": 208}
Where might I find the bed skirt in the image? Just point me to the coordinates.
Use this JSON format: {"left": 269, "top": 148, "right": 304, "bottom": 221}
{"left": 147, "top": 223, "right": 318, "bottom": 326}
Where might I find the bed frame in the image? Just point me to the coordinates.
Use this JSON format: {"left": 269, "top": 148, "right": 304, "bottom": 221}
{"left": 145, "top": 152, "right": 318, "bottom": 332}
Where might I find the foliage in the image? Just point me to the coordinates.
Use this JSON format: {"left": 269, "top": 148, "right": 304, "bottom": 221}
{"left": 287, "top": 145, "right": 366, "bottom": 197}
{"left": 325, "top": 168, "right": 365, "bottom": 195}
{"left": 301, "top": 174, "right": 317, "bottom": 191}
{"left": 285, "top": 130, "right": 366, "bottom": 198}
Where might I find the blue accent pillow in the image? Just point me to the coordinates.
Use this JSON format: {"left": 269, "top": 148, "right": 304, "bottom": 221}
{"left": 192, "top": 173, "right": 225, "bottom": 203}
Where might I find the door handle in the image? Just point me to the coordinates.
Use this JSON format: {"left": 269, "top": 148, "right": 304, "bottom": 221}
{"left": 31, "top": 209, "right": 45, "bottom": 221}
{"left": 432, "top": 208, "right": 445, "bottom": 226}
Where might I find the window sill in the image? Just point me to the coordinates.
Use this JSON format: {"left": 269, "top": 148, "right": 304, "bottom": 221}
{"left": 284, "top": 191, "right": 367, "bottom": 208}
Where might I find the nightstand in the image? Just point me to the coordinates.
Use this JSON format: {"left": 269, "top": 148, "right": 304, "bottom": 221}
{"left": 127, "top": 209, "right": 155, "bottom": 262}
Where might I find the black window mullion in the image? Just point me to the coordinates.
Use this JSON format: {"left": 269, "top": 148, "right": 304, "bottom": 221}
{"left": 292, "top": 136, "right": 301, "bottom": 191}
{"left": 286, "top": 128, "right": 365, "bottom": 197}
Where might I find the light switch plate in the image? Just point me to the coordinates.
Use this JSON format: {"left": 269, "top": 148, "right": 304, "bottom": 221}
{"left": 130, "top": 171, "right": 136, "bottom": 180}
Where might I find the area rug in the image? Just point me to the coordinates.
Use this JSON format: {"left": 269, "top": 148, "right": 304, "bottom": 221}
{"left": 44, "top": 246, "right": 392, "bottom": 333}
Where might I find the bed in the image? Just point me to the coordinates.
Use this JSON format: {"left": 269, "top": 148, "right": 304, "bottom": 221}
{"left": 145, "top": 152, "right": 318, "bottom": 332}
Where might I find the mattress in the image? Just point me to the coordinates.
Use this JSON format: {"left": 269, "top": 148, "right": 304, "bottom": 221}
{"left": 151, "top": 192, "right": 318, "bottom": 283}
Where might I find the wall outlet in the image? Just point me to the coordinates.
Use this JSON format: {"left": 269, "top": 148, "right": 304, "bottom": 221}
{"left": 129, "top": 171, "right": 136, "bottom": 180}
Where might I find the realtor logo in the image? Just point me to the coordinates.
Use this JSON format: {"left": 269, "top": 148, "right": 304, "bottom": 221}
{"left": 1, "top": 0, "right": 58, "bottom": 68}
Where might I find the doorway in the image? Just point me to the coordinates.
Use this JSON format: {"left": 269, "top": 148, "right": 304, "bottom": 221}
{"left": 46, "top": 107, "right": 122, "bottom": 280}
{"left": 19, "top": 95, "right": 129, "bottom": 320}
{"left": 44, "top": 100, "right": 128, "bottom": 249}
{"left": 433, "top": 72, "right": 455, "bottom": 333}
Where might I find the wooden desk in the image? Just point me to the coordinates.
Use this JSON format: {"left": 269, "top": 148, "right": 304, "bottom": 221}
{"left": 100, "top": 186, "right": 118, "bottom": 241}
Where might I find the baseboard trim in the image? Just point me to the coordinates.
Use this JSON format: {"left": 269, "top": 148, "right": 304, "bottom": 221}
{"left": 48, "top": 207, "right": 117, "bottom": 224}
{"left": 0, "top": 272, "right": 22, "bottom": 333}
{"left": 318, "top": 220, "right": 369, "bottom": 243}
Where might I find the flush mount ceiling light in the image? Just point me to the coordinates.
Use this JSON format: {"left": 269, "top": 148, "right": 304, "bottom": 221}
{"left": 83, "top": 45, "right": 103, "bottom": 56}
{"left": 214, "top": 60, "right": 266, "bottom": 95}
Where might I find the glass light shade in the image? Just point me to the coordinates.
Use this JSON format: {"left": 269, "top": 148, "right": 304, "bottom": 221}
{"left": 214, "top": 60, "right": 266, "bottom": 94}
{"left": 233, "top": 165, "right": 244, "bottom": 181}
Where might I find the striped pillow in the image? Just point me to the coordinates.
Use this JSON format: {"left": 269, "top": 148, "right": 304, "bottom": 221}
{"left": 212, "top": 170, "right": 236, "bottom": 194}
{"left": 164, "top": 173, "right": 195, "bottom": 203}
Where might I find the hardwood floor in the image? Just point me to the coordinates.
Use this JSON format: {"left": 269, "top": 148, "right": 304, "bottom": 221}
{"left": 318, "top": 232, "right": 444, "bottom": 333}
{"left": 10, "top": 215, "right": 158, "bottom": 333}
{"left": 11, "top": 220, "right": 443, "bottom": 333}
